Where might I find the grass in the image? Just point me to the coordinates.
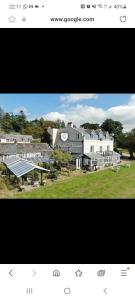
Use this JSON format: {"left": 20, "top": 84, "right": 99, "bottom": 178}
{"left": 10, "top": 161, "right": 135, "bottom": 199}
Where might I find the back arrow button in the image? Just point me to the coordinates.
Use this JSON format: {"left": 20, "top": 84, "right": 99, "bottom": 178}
{"left": 9, "top": 269, "right": 13, "bottom": 277}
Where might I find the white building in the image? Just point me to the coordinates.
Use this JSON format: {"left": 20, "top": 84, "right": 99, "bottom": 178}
{"left": 48, "top": 122, "right": 120, "bottom": 170}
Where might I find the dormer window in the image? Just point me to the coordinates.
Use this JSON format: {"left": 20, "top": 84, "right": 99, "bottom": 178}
{"left": 76, "top": 133, "right": 79, "bottom": 139}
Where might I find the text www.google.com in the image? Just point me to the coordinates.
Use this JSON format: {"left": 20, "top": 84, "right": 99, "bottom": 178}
{"left": 50, "top": 17, "right": 94, "bottom": 23}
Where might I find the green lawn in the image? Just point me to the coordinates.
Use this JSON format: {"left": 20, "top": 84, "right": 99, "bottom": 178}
{"left": 14, "top": 162, "right": 135, "bottom": 199}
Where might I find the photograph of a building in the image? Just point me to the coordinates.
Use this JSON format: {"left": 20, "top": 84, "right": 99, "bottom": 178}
{"left": 0, "top": 93, "right": 135, "bottom": 199}
{"left": 48, "top": 122, "right": 120, "bottom": 169}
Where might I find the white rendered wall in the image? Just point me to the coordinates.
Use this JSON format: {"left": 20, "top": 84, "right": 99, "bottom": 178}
{"left": 48, "top": 128, "right": 58, "bottom": 148}
{"left": 52, "top": 129, "right": 58, "bottom": 147}
{"left": 83, "top": 138, "right": 113, "bottom": 154}
{"left": 0, "top": 139, "right": 7, "bottom": 143}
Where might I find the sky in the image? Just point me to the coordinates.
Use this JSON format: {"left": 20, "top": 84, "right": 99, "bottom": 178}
{"left": 0, "top": 93, "right": 134, "bottom": 131}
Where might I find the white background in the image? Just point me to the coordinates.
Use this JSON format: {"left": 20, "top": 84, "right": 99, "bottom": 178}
{"left": 0, "top": 0, "right": 135, "bottom": 27}
{"left": 0, "top": 264, "right": 135, "bottom": 299}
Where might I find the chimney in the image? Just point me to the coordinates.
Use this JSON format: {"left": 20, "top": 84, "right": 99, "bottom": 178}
{"left": 47, "top": 127, "right": 58, "bottom": 148}
{"left": 67, "top": 122, "right": 74, "bottom": 128}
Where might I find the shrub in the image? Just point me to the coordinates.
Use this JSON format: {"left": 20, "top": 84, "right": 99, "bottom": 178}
{"left": 0, "top": 163, "right": 7, "bottom": 174}
{"left": 0, "top": 177, "right": 7, "bottom": 190}
{"left": 42, "top": 162, "right": 52, "bottom": 170}
{"left": 48, "top": 168, "right": 59, "bottom": 180}
{"left": 60, "top": 167, "right": 70, "bottom": 176}
{"left": 51, "top": 150, "right": 72, "bottom": 168}
{"left": 33, "top": 170, "right": 39, "bottom": 181}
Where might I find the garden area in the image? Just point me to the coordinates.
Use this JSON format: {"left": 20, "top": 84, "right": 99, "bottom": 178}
{"left": 0, "top": 160, "right": 134, "bottom": 199}
{"left": 1, "top": 148, "right": 135, "bottom": 199}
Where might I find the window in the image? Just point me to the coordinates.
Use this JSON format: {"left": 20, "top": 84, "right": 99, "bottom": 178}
{"left": 100, "top": 146, "right": 102, "bottom": 152}
{"left": 107, "top": 145, "right": 110, "bottom": 151}
{"left": 90, "top": 146, "right": 94, "bottom": 152}
{"left": 76, "top": 133, "right": 79, "bottom": 139}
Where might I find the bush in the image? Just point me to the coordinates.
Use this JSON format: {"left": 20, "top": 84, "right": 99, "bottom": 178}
{"left": 0, "top": 176, "right": 15, "bottom": 191}
{"left": 51, "top": 150, "right": 72, "bottom": 168}
{"left": 33, "top": 170, "right": 39, "bottom": 181}
{"left": 60, "top": 167, "right": 70, "bottom": 176}
{"left": 68, "top": 164, "right": 76, "bottom": 171}
{"left": 48, "top": 168, "right": 59, "bottom": 180}
{"left": 42, "top": 162, "right": 52, "bottom": 170}
{"left": 0, "top": 163, "right": 7, "bottom": 174}
{"left": 0, "top": 177, "right": 7, "bottom": 190}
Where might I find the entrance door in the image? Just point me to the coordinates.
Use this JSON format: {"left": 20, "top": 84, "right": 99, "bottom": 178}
{"left": 76, "top": 158, "right": 80, "bottom": 169}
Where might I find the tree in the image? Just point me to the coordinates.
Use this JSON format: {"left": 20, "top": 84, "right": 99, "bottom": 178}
{"left": 41, "top": 128, "right": 52, "bottom": 145}
{"left": 44, "top": 120, "right": 56, "bottom": 128}
{"left": 81, "top": 123, "right": 100, "bottom": 130}
{"left": 51, "top": 150, "right": 72, "bottom": 169}
{"left": 101, "top": 118, "right": 123, "bottom": 147}
{"left": 115, "top": 132, "right": 126, "bottom": 149}
{"left": 12, "top": 110, "right": 27, "bottom": 133}
{"left": 0, "top": 107, "right": 4, "bottom": 130}
{"left": 48, "top": 167, "right": 59, "bottom": 180}
{"left": 1, "top": 113, "right": 13, "bottom": 133}
{"left": 101, "top": 119, "right": 123, "bottom": 135}
{"left": 0, "top": 107, "right": 4, "bottom": 120}
{"left": 124, "top": 129, "right": 135, "bottom": 159}
{"left": 54, "top": 119, "right": 65, "bottom": 128}
{"left": 61, "top": 120, "right": 65, "bottom": 128}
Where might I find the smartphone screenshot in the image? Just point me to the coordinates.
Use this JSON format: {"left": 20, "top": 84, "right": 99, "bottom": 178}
{"left": 0, "top": 0, "right": 135, "bottom": 27}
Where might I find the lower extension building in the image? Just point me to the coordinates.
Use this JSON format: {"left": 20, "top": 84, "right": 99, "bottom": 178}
{"left": 0, "top": 143, "right": 52, "bottom": 162}
{"left": 48, "top": 122, "right": 120, "bottom": 169}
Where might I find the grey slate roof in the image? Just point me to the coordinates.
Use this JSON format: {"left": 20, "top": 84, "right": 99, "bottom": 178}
{"left": 113, "top": 151, "right": 121, "bottom": 156}
{"left": 84, "top": 151, "right": 120, "bottom": 160}
{"left": 74, "top": 127, "right": 88, "bottom": 135}
{"left": 0, "top": 143, "right": 52, "bottom": 155}
{"left": 84, "top": 129, "right": 112, "bottom": 140}
{"left": 84, "top": 153, "right": 104, "bottom": 160}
